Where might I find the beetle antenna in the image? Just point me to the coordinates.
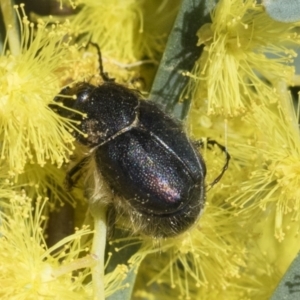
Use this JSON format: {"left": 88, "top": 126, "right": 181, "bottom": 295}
{"left": 206, "top": 139, "right": 230, "bottom": 191}
{"left": 88, "top": 41, "right": 115, "bottom": 82}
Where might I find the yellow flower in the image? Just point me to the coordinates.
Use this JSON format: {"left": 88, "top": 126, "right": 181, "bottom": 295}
{"left": 14, "top": 162, "right": 81, "bottom": 208}
{"left": 193, "top": 0, "right": 300, "bottom": 116}
{"left": 131, "top": 204, "right": 248, "bottom": 298}
{"left": 229, "top": 97, "right": 300, "bottom": 240}
{"left": 134, "top": 219, "right": 283, "bottom": 300}
{"left": 0, "top": 181, "right": 136, "bottom": 299}
{"left": 219, "top": 92, "right": 300, "bottom": 285}
{"left": 0, "top": 192, "right": 93, "bottom": 299}
{"left": 0, "top": 5, "right": 78, "bottom": 174}
{"left": 67, "top": 0, "right": 180, "bottom": 63}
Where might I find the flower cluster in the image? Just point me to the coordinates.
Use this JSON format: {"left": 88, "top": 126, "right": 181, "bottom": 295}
{"left": 193, "top": 0, "right": 300, "bottom": 116}
{"left": 1, "top": 0, "right": 300, "bottom": 299}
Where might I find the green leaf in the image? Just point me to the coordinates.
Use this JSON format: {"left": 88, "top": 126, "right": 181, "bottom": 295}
{"left": 263, "top": 0, "right": 300, "bottom": 23}
{"left": 270, "top": 252, "right": 300, "bottom": 300}
{"left": 150, "top": 0, "right": 215, "bottom": 120}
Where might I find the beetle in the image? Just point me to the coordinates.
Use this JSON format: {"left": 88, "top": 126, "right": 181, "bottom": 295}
{"left": 52, "top": 43, "right": 230, "bottom": 238}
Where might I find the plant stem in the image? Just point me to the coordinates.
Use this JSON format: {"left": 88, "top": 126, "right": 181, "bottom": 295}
{"left": 90, "top": 202, "right": 107, "bottom": 300}
{"left": 0, "top": 0, "right": 20, "bottom": 55}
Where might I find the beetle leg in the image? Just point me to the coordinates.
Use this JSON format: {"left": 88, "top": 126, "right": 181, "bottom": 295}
{"left": 65, "top": 157, "right": 90, "bottom": 191}
{"left": 206, "top": 139, "right": 231, "bottom": 190}
{"left": 194, "top": 138, "right": 230, "bottom": 190}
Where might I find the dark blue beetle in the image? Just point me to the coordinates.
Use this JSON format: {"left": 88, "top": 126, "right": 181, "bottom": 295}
{"left": 53, "top": 44, "right": 229, "bottom": 238}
